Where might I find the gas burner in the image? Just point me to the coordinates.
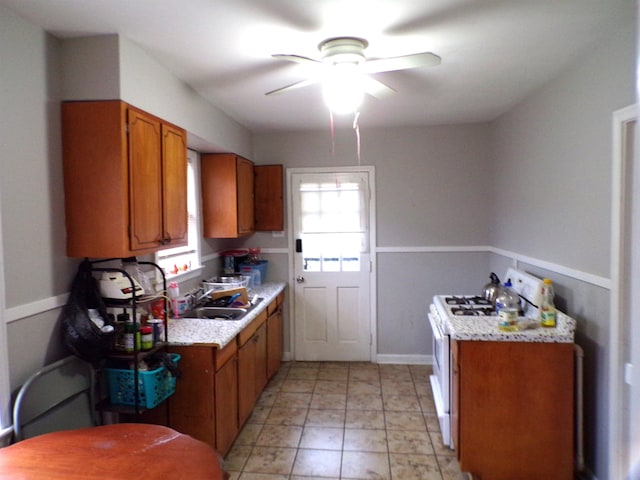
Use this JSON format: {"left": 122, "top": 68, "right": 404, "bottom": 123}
{"left": 445, "top": 296, "right": 467, "bottom": 305}
{"left": 466, "top": 296, "right": 491, "bottom": 306}
{"left": 450, "top": 306, "right": 496, "bottom": 316}
{"left": 445, "top": 295, "right": 492, "bottom": 306}
{"left": 451, "top": 307, "right": 479, "bottom": 316}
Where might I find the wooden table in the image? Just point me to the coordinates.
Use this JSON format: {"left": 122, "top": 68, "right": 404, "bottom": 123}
{"left": 0, "top": 423, "right": 228, "bottom": 479}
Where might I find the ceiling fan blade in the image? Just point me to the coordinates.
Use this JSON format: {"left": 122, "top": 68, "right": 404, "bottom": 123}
{"left": 265, "top": 77, "right": 320, "bottom": 96}
{"left": 362, "top": 76, "right": 396, "bottom": 99}
{"left": 362, "top": 52, "right": 441, "bottom": 74}
{"left": 272, "top": 54, "right": 322, "bottom": 66}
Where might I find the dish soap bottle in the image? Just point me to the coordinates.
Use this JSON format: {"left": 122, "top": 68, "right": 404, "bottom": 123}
{"left": 539, "top": 278, "right": 557, "bottom": 327}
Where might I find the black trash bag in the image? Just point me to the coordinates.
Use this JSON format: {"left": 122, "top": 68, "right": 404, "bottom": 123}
{"left": 60, "top": 260, "right": 116, "bottom": 364}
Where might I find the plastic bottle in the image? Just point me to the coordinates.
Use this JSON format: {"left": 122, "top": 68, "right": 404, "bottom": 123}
{"left": 241, "top": 266, "right": 256, "bottom": 288}
{"left": 168, "top": 281, "right": 180, "bottom": 317}
{"left": 539, "top": 278, "right": 557, "bottom": 327}
{"left": 495, "top": 280, "right": 520, "bottom": 313}
{"left": 252, "top": 266, "right": 261, "bottom": 286}
{"left": 140, "top": 326, "right": 153, "bottom": 350}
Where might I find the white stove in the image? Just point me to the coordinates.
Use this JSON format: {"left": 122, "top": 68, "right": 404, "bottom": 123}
{"left": 428, "top": 268, "right": 546, "bottom": 449}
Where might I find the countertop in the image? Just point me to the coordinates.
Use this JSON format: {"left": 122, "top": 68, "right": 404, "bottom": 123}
{"left": 444, "top": 310, "right": 576, "bottom": 343}
{"left": 167, "top": 282, "right": 286, "bottom": 348}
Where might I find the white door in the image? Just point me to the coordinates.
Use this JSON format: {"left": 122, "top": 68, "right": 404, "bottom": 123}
{"left": 289, "top": 167, "right": 375, "bottom": 361}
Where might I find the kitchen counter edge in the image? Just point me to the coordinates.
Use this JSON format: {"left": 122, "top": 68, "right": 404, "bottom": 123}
{"left": 445, "top": 310, "right": 576, "bottom": 343}
{"left": 166, "top": 282, "right": 286, "bottom": 348}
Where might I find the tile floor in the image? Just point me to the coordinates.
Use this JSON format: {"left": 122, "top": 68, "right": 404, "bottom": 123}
{"left": 224, "top": 361, "right": 469, "bottom": 480}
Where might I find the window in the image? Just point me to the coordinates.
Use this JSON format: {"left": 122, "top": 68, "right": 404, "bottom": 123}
{"left": 299, "top": 173, "right": 369, "bottom": 272}
{"left": 156, "top": 149, "right": 202, "bottom": 280}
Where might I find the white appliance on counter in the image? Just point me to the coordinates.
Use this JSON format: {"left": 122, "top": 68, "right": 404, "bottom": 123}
{"left": 428, "top": 267, "right": 546, "bottom": 448}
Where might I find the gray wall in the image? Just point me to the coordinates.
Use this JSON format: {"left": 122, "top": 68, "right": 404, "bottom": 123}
{"left": 489, "top": 12, "right": 636, "bottom": 478}
{"left": 0, "top": 10, "right": 256, "bottom": 389}
{"left": 0, "top": 3, "right": 636, "bottom": 477}
{"left": 0, "top": 6, "right": 71, "bottom": 389}
{"left": 253, "top": 124, "right": 494, "bottom": 359}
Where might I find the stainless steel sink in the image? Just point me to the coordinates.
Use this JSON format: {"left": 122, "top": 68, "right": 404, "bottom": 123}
{"left": 186, "top": 306, "right": 248, "bottom": 320}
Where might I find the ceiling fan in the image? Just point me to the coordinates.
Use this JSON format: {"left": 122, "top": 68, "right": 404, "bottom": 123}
{"left": 266, "top": 36, "right": 441, "bottom": 113}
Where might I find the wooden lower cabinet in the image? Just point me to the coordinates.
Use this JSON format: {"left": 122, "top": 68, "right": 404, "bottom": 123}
{"left": 167, "top": 341, "right": 239, "bottom": 455}
{"left": 166, "top": 345, "right": 217, "bottom": 447}
{"left": 238, "top": 313, "right": 268, "bottom": 426}
{"left": 166, "top": 295, "right": 282, "bottom": 456}
{"left": 237, "top": 333, "right": 258, "bottom": 426}
{"left": 215, "top": 355, "right": 238, "bottom": 454}
{"left": 452, "top": 340, "right": 575, "bottom": 480}
{"left": 266, "top": 291, "right": 284, "bottom": 380}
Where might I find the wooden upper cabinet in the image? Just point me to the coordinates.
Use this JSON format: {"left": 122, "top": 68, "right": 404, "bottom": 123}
{"left": 201, "top": 153, "right": 254, "bottom": 238}
{"left": 236, "top": 157, "right": 255, "bottom": 235}
{"left": 201, "top": 154, "right": 284, "bottom": 238}
{"left": 254, "top": 164, "right": 284, "bottom": 231}
{"left": 62, "top": 100, "right": 187, "bottom": 258}
{"left": 161, "top": 123, "right": 189, "bottom": 245}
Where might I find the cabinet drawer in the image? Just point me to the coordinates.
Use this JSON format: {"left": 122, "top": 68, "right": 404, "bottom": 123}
{"left": 215, "top": 340, "right": 237, "bottom": 371}
{"left": 237, "top": 310, "right": 268, "bottom": 346}
{"left": 267, "top": 291, "right": 285, "bottom": 316}
{"left": 267, "top": 299, "right": 277, "bottom": 316}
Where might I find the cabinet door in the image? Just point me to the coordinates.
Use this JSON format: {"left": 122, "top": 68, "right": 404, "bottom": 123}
{"left": 162, "top": 124, "right": 188, "bottom": 247}
{"left": 201, "top": 154, "right": 254, "bottom": 238}
{"left": 215, "top": 356, "right": 238, "bottom": 455}
{"left": 62, "top": 100, "right": 130, "bottom": 258}
{"left": 254, "top": 323, "right": 268, "bottom": 395}
{"left": 237, "top": 157, "right": 255, "bottom": 235}
{"left": 457, "top": 341, "right": 575, "bottom": 480}
{"left": 237, "top": 337, "right": 257, "bottom": 426}
{"left": 267, "top": 307, "right": 283, "bottom": 379}
{"left": 254, "top": 165, "right": 284, "bottom": 231}
{"left": 128, "top": 108, "right": 164, "bottom": 251}
{"left": 167, "top": 346, "right": 215, "bottom": 447}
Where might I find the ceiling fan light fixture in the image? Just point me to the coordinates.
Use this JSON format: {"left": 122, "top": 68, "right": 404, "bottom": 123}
{"left": 319, "top": 37, "right": 368, "bottom": 65}
{"left": 322, "top": 62, "right": 365, "bottom": 114}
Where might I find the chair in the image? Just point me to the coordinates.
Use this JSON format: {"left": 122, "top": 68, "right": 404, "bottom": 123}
{"left": 12, "top": 355, "right": 96, "bottom": 441}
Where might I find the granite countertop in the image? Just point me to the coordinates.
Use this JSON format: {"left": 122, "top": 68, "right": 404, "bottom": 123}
{"left": 444, "top": 311, "right": 576, "bottom": 343}
{"left": 167, "top": 282, "right": 286, "bottom": 348}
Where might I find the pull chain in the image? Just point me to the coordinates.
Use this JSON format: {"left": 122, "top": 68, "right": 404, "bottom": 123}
{"left": 353, "top": 111, "right": 361, "bottom": 165}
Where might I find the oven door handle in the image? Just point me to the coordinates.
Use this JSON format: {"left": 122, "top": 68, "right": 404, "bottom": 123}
{"left": 429, "top": 312, "right": 444, "bottom": 341}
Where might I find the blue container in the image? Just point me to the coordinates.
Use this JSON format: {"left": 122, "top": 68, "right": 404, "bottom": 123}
{"left": 239, "top": 260, "right": 268, "bottom": 284}
{"left": 105, "top": 353, "right": 181, "bottom": 409}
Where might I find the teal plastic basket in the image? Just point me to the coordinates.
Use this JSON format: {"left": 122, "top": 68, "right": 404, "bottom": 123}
{"left": 105, "top": 354, "right": 180, "bottom": 409}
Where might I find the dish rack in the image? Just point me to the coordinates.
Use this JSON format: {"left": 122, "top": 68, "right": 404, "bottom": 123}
{"left": 202, "top": 275, "right": 250, "bottom": 292}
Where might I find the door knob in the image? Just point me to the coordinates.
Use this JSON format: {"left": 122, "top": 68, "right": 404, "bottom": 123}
{"left": 296, "top": 275, "right": 305, "bottom": 283}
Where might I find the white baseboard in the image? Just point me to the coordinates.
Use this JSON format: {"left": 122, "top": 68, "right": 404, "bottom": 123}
{"left": 376, "top": 354, "right": 432, "bottom": 365}
{"left": 281, "top": 352, "right": 433, "bottom": 365}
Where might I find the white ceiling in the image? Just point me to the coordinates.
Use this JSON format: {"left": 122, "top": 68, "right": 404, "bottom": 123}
{"left": 1, "top": 0, "right": 630, "bottom": 133}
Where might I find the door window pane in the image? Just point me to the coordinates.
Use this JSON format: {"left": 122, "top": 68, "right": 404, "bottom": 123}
{"left": 299, "top": 176, "right": 368, "bottom": 272}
